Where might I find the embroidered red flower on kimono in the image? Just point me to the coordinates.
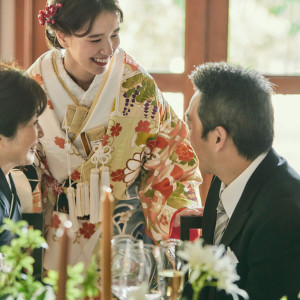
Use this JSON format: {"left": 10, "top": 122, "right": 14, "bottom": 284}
{"left": 170, "top": 165, "right": 184, "bottom": 180}
{"left": 71, "top": 170, "right": 81, "bottom": 181}
{"left": 124, "top": 53, "right": 139, "bottom": 72}
{"left": 175, "top": 144, "right": 194, "bottom": 162}
{"left": 135, "top": 120, "right": 151, "bottom": 133}
{"left": 156, "top": 136, "right": 169, "bottom": 149}
{"left": 159, "top": 214, "right": 168, "bottom": 226}
{"left": 111, "top": 169, "right": 124, "bottom": 182}
{"left": 146, "top": 139, "right": 156, "bottom": 152}
{"left": 144, "top": 139, "right": 156, "bottom": 157}
{"left": 32, "top": 73, "right": 43, "bottom": 85}
{"left": 51, "top": 214, "right": 61, "bottom": 229}
{"left": 54, "top": 136, "right": 65, "bottom": 149}
{"left": 80, "top": 222, "right": 96, "bottom": 239}
{"left": 44, "top": 174, "right": 64, "bottom": 196}
{"left": 102, "top": 134, "right": 109, "bottom": 146}
{"left": 111, "top": 123, "right": 122, "bottom": 137}
{"left": 152, "top": 178, "right": 173, "bottom": 200}
{"left": 47, "top": 100, "right": 54, "bottom": 110}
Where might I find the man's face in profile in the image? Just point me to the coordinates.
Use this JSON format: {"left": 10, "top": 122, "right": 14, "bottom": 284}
{"left": 185, "top": 90, "right": 214, "bottom": 175}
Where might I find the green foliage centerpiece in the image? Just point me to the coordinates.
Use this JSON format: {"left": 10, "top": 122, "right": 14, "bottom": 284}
{"left": 0, "top": 219, "right": 99, "bottom": 300}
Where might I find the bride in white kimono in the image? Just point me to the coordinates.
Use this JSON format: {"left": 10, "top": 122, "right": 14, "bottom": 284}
{"left": 21, "top": 0, "right": 203, "bottom": 274}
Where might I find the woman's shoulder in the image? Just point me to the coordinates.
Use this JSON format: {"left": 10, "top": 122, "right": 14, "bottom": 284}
{"left": 27, "top": 49, "right": 56, "bottom": 75}
{"left": 119, "top": 48, "right": 154, "bottom": 81}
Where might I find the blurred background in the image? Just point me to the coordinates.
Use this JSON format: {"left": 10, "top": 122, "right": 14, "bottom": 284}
{"left": 1, "top": 0, "right": 299, "bottom": 174}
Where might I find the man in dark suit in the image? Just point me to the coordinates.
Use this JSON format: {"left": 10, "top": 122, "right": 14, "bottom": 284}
{"left": 184, "top": 62, "right": 300, "bottom": 299}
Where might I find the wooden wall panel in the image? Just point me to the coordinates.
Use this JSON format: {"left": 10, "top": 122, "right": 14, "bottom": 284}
{"left": 15, "top": 0, "right": 47, "bottom": 68}
{"left": 32, "top": 0, "right": 48, "bottom": 63}
{"left": 266, "top": 76, "right": 300, "bottom": 94}
{"left": 151, "top": 74, "right": 185, "bottom": 93}
{"left": 15, "top": 0, "right": 25, "bottom": 66}
{"left": 23, "top": 0, "right": 33, "bottom": 67}
{"left": 183, "top": 0, "right": 208, "bottom": 110}
{"left": 206, "top": 0, "right": 229, "bottom": 62}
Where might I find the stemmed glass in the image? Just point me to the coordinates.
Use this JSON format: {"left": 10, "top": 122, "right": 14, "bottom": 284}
{"left": 154, "top": 239, "right": 185, "bottom": 300}
{"left": 111, "top": 237, "right": 147, "bottom": 300}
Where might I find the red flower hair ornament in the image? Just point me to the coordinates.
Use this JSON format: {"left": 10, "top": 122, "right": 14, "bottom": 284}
{"left": 38, "top": 1, "right": 63, "bottom": 26}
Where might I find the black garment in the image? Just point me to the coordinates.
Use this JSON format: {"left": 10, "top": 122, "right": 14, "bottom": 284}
{"left": 0, "top": 168, "right": 22, "bottom": 247}
{"left": 183, "top": 149, "right": 300, "bottom": 300}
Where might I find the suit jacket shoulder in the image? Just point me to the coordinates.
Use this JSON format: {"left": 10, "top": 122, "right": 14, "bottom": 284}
{"left": 201, "top": 149, "right": 300, "bottom": 299}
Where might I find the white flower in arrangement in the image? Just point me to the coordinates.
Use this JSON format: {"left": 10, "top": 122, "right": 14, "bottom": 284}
{"left": 126, "top": 281, "right": 161, "bottom": 300}
{"left": 127, "top": 282, "right": 148, "bottom": 300}
{"left": 177, "top": 239, "right": 249, "bottom": 300}
{"left": 0, "top": 252, "right": 12, "bottom": 273}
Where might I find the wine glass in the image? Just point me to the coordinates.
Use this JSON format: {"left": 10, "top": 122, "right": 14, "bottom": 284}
{"left": 154, "top": 239, "right": 185, "bottom": 300}
{"left": 142, "top": 243, "right": 162, "bottom": 299}
{"left": 111, "top": 237, "right": 147, "bottom": 300}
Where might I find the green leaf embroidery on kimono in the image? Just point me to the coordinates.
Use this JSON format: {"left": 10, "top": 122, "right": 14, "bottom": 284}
{"left": 135, "top": 132, "right": 156, "bottom": 146}
{"left": 125, "top": 87, "right": 136, "bottom": 98}
{"left": 169, "top": 152, "right": 178, "bottom": 162}
{"left": 188, "top": 158, "right": 196, "bottom": 167}
{"left": 140, "top": 168, "right": 151, "bottom": 188}
{"left": 136, "top": 84, "right": 156, "bottom": 103}
{"left": 166, "top": 183, "right": 190, "bottom": 209}
{"left": 144, "top": 189, "right": 155, "bottom": 198}
{"left": 122, "top": 74, "right": 156, "bottom": 103}
{"left": 122, "top": 73, "right": 143, "bottom": 89}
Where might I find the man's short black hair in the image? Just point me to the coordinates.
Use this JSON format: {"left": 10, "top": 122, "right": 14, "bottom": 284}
{"left": 190, "top": 62, "right": 274, "bottom": 160}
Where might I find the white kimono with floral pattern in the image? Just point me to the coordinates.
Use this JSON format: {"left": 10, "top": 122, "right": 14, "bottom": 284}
{"left": 24, "top": 47, "right": 202, "bottom": 271}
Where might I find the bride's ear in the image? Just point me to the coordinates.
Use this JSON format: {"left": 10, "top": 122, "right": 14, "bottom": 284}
{"left": 55, "top": 31, "right": 69, "bottom": 48}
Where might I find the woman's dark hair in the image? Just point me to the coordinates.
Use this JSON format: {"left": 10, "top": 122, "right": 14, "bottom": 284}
{"left": 0, "top": 62, "right": 47, "bottom": 138}
{"left": 44, "top": 0, "right": 123, "bottom": 49}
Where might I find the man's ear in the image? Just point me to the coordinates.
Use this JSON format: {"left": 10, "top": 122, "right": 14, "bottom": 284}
{"left": 55, "top": 31, "right": 69, "bottom": 48}
{"left": 0, "top": 135, "right": 6, "bottom": 149}
{"left": 214, "top": 126, "right": 227, "bottom": 151}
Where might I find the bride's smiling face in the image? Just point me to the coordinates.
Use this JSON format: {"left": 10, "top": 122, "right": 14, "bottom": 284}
{"left": 57, "top": 11, "right": 120, "bottom": 84}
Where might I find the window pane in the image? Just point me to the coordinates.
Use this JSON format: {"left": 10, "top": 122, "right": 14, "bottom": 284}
{"left": 119, "top": 0, "right": 185, "bottom": 73}
{"left": 163, "top": 92, "right": 184, "bottom": 119}
{"left": 228, "top": 0, "right": 300, "bottom": 75}
{"left": 272, "top": 95, "right": 300, "bottom": 173}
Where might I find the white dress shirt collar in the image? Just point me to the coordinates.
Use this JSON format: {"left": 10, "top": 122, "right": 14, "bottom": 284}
{"left": 219, "top": 152, "right": 268, "bottom": 218}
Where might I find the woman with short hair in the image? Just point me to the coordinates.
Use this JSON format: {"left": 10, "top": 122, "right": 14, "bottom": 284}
{"left": 0, "top": 63, "right": 46, "bottom": 246}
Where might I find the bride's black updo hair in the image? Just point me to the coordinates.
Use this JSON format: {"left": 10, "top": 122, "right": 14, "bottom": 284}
{"left": 43, "top": 0, "right": 123, "bottom": 49}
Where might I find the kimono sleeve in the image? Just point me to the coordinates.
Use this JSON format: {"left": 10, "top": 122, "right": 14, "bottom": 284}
{"left": 139, "top": 91, "right": 203, "bottom": 243}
